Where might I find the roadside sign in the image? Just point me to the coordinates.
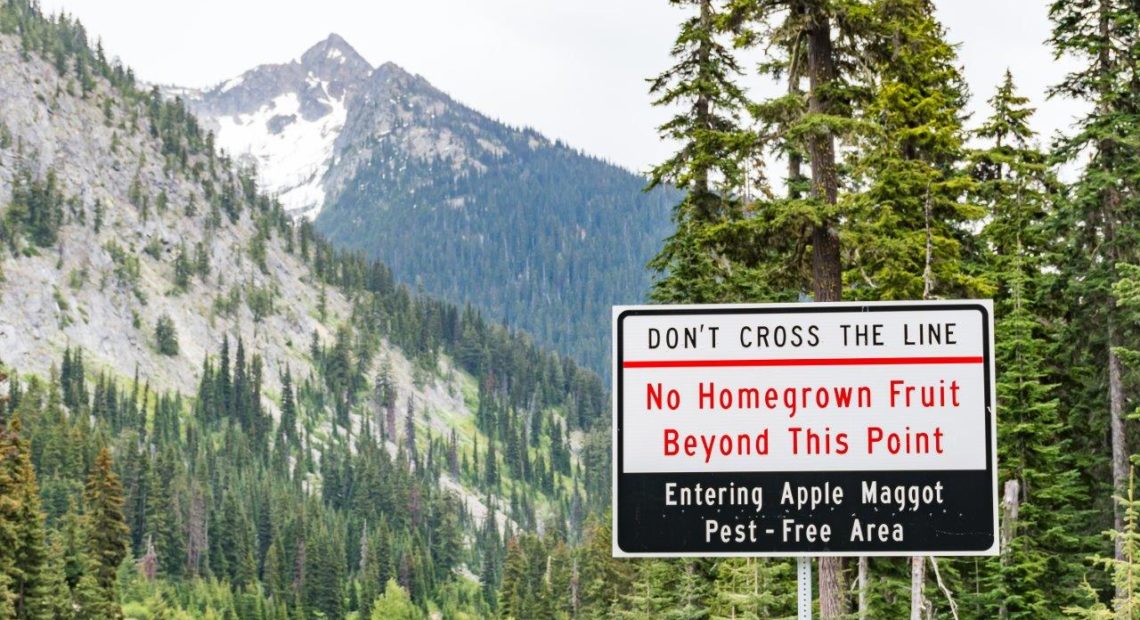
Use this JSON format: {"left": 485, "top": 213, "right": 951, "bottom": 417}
{"left": 612, "top": 301, "right": 997, "bottom": 557}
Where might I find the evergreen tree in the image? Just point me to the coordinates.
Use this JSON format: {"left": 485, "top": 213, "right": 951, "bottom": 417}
{"left": 154, "top": 315, "right": 179, "bottom": 357}
{"left": 1048, "top": 0, "right": 1140, "bottom": 583}
{"left": 263, "top": 538, "right": 287, "bottom": 603}
{"left": 957, "top": 71, "right": 1089, "bottom": 618}
{"left": 578, "top": 517, "right": 633, "bottom": 619}
{"left": 845, "top": 3, "right": 984, "bottom": 614}
{"left": 301, "top": 517, "right": 344, "bottom": 619}
{"left": 619, "top": 560, "right": 672, "bottom": 618}
{"left": 0, "top": 573, "right": 12, "bottom": 620}
{"left": 279, "top": 367, "right": 297, "bottom": 443}
{"left": 498, "top": 537, "right": 527, "bottom": 619}
{"left": 40, "top": 533, "right": 72, "bottom": 619}
{"left": 83, "top": 447, "right": 128, "bottom": 618}
{"left": 1065, "top": 469, "right": 1140, "bottom": 618}
{"left": 646, "top": 0, "right": 751, "bottom": 302}
{"left": 72, "top": 562, "right": 108, "bottom": 620}
{"left": 710, "top": 558, "right": 794, "bottom": 620}
{"left": 845, "top": 0, "right": 985, "bottom": 301}
{"left": 0, "top": 417, "right": 49, "bottom": 620}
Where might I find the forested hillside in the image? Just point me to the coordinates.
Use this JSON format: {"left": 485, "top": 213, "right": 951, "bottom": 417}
{"left": 322, "top": 132, "right": 675, "bottom": 378}
{"left": 313, "top": 65, "right": 678, "bottom": 378}
{"left": 0, "top": 1, "right": 609, "bottom": 617}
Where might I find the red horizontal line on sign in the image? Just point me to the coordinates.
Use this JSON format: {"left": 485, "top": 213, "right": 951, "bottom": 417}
{"left": 623, "top": 356, "right": 984, "bottom": 369}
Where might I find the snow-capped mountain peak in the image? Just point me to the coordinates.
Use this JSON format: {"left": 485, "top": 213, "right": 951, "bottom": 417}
{"left": 176, "top": 34, "right": 513, "bottom": 221}
{"left": 174, "top": 34, "right": 373, "bottom": 220}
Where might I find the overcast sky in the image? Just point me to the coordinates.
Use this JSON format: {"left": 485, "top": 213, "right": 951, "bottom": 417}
{"left": 38, "top": 0, "right": 1085, "bottom": 174}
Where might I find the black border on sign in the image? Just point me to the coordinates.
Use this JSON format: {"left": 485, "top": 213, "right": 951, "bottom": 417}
{"left": 611, "top": 301, "right": 997, "bottom": 557}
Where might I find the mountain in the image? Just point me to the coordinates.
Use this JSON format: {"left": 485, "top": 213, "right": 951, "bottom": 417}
{"left": 171, "top": 34, "right": 370, "bottom": 221}
{"left": 176, "top": 35, "right": 677, "bottom": 375}
{"left": 0, "top": 5, "right": 607, "bottom": 616}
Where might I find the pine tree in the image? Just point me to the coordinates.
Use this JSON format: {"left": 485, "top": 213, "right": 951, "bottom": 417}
{"left": 279, "top": 368, "right": 297, "bottom": 443}
{"left": 710, "top": 558, "right": 794, "bottom": 620}
{"left": 301, "top": 517, "right": 344, "bottom": 619}
{"left": 646, "top": 0, "right": 751, "bottom": 302}
{"left": 0, "top": 572, "right": 12, "bottom": 620}
{"left": 40, "top": 533, "right": 72, "bottom": 619}
{"left": 263, "top": 538, "right": 287, "bottom": 603}
{"left": 618, "top": 560, "right": 672, "bottom": 618}
{"left": 578, "top": 516, "right": 633, "bottom": 619}
{"left": 0, "top": 416, "right": 49, "bottom": 620}
{"left": 154, "top": 315, "right": 179, "bottom": 357}
{"left": 72, "top": 563, "right": 108, "bottom": 620}
{"left": 667, "top": 560, "right": 712, "bottom": 620}
{"left": 957, "top": 71, "right": 1089, "bottom": 618}
{"left": 147, "top": 447, "right": 183, "bottom": 579}
{"left": 1048, "top": 0, "right": 1140, "bottom": 585}
{"left": 1065, "top": 469, "right": 1140, "bottom": 618}
{"left": 83, "top": 447, "right": 128, "bottom": 618}
{"left": 840, "top": 4, "right": 984, "bottom": 613}
{"left": 845, "top": 0, "right": 985, "bottom": 301}
{"left": 498, "top": 537, "right": 527, "bottom": 619}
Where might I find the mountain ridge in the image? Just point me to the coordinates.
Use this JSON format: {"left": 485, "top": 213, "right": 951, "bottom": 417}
{"left": 172, "top": 33, "right": 676, "bottom": 375}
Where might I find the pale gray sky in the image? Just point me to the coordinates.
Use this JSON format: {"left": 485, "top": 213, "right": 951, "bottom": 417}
{"left": 39, "top": 0, "right": 1084, "bottom": 173}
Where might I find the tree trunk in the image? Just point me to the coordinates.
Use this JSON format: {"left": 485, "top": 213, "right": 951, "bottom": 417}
{"left": 1093, "top": 0, "right": 1126, "bottom": 571}
{"left": 804, "top": 3, "right": 844, "bottom": 614}
{"left": 858, "top": 556, "right": 868, "bottom": 620}
{"left": 910, "top": 556, "right": 925, "bottom": 620}
{"left": 695, "top": 0, "right": 712, "bottom": 217}
{"left": 805, "top": 0, "right": 842, "bottom": 306}
{"left": 999, "top": 479, "right": 1020, "bottom": 619}
{"left": 1110, "top": 317, "right": 1126, "bottom": 557}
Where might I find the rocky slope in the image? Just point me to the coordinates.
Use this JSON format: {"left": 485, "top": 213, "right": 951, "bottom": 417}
{"left": 0, "top": 29, "right": 584, "bottom": 531}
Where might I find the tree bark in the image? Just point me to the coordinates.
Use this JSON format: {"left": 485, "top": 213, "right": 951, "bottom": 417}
{"left": 805, "top": 2, "right": 844, "bottom": 614}
{"left": 1110, "top": 315, "right": 1126, "bottom": 557}
{"left": 1098, "top": 0, "right": 1127, "bottom": 579}
{"left": 858, "top": 556, "right": 868, "bottom": 620}
{"left": 910, "top": 556, "right": 925, "bottom": 620}
{"left": 806, "top": 0, "right": 842, "bottom": 305}
{"left": 695, "top": 0, "right": 712, "bottom": 217}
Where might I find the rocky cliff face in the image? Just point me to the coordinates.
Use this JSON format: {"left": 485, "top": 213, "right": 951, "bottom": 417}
{"left": 0, "top": 30, "right": 462, "bottom": 447}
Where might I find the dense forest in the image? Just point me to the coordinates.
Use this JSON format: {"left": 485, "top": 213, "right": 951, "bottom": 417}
{"left": 317, "top": 82, "right": 678, "bottom": 378}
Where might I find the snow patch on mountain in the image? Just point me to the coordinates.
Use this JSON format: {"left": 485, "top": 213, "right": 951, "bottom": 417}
{"left": 213, "top": 84, "right": 346, "bottom": 220}
{"left": 218, "top": 75, "right": 244, "bottom": 94}
{"left": 177, "top": 34, "right": 515, "bottom": 222}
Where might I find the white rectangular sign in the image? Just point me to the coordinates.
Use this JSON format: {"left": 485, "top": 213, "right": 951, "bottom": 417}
{"left": 612, "top": 301, "right": 998, "bottom": 557}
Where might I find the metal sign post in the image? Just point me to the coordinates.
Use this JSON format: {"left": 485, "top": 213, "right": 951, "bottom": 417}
{"left": 797, "top": 557, "right": 812, "bottom": 619}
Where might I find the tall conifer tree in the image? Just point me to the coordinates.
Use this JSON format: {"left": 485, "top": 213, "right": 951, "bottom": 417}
{"left": 0, "top": 417, "right": 49, "bottom": 620}
{"left": 83, "top": 447, "right": 128, "bottom": 618}
{"left": 1049, "top": 1, "right": 1140, "bottom": 587}
{"left": 647, "top": 0, "right": 751, "bottom": 302}
{"left": 962, "top": 71, "right": 1089, "bottom": 617}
